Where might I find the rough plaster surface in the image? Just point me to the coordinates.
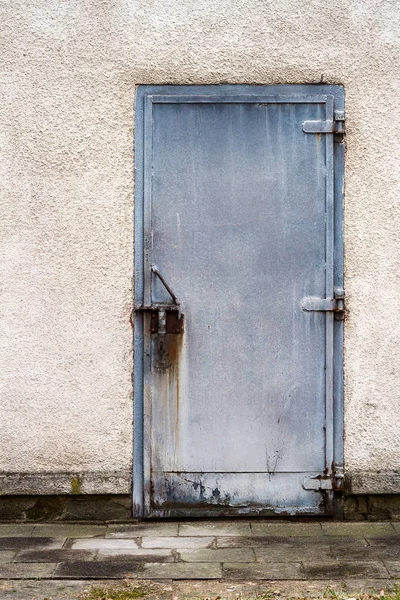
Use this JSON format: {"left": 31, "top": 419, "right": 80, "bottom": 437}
{"left": 0, "top": 0, "right": 399, "bottom": 494}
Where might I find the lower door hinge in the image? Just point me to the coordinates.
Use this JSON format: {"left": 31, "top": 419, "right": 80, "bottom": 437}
{"left": 303, "top": 469, "right": 344, "bottom": 492}
{"left": 303, "top": 110, "right": 345, "bottom": 136}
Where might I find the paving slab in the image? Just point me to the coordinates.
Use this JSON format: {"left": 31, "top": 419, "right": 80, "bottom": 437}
{"left": 393, "top": 522, "right": 400, "bottom": 534}
{"left": 385, "top": 561, "right": 400, "bottom": 576}
{"left": 251, "top": 522, "right": 323, "bottom": 537}
{"left": 321, "top": 522, "right": 396, "bottom": 536}
{"left": 223, "top": 561, "right": 304, "bottom": 579}
{"left": 15, "top": 549, "right": 97, "bottom": 562}
{"left": 331, "top": 544, "right": 400, "bottom": 560}
{"left": 301, "top": 560, "right": 390, "bottom": 579}
{"left": 254, "top": 545, "right": 336, "bottom": 562}
{"left": 0, "top": 562, "right": 57, "bottom": 578}
{"left": 139, "top": 562, "right": 222, "bottom": 579}
{"left": 71, "top": 538, "right": 140, "bottom": 550}
{"left": 178, "top": 547, "right": 255, "bottom": 562}
{"left": 0, "top": 579, "right": 87, "bottom": 600}
{"left": 179, "top": 521, "right": 252, "bottom": 537}
{"left": 96, "top": 549, "right": 175, "bottom": 562}
{"left": 0, "top": 537, "right": 65, "bottom": 550}
{"left": 0, "top": 552, "right": 16, "bottom": 563}
{"left": 32, "top": 524, "right": 107, "bottom": 538}
{"left": 216, "top": 535, "right": 368, "bottom": 548}
{"left": 54, "top": 560, "right": 140, "bottom": 579}
{"left": 142, "top": 536, "right": 214, "bottom": 549}
{"left": 0, "top": 525, "right": 35, "bottom": 537}
{"left": 170, "top": 578, "right": 399, "bottom": 598}
{"left": 107, "top": 522, "right": 179, "bottom": 537}
{"left": 367, "top": 536, "right": 400, "bottom": 546}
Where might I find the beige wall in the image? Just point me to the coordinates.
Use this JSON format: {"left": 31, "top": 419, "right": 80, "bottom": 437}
{"left": 0, "top": 0, "right": 399, "bottom": 495}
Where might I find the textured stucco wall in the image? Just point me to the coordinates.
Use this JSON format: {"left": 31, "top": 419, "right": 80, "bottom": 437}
{"left": 0, "top": 0, "right": 399, "bottom": 495}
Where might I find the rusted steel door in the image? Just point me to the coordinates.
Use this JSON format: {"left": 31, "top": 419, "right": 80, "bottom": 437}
{"left": 134, "top": 85, "right": 344, "bottom": 517}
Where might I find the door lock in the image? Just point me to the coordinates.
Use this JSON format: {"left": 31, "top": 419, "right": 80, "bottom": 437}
{"left": 134, "top": 265, "right": 184, "bottom": 333}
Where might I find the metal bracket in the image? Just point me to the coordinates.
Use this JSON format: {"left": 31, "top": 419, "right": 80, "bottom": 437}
{"left": 133, "top": 265, "right": 184, "bottom": 333}
{"left": 301, "top": 288, "right": 345, "bottom": 320}
{"left": 151, "top": 265, "right": 180, "bottom": 307}
{"left": 303, "top": 110, "right": 345, "bottom": 135}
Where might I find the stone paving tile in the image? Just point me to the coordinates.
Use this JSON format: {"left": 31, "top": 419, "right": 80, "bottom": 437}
{"left": 139, "top": 562, "right": 222, "bottom": 579}
{"left": 0, "top": 537, "right": 65, "bottom": 550}
{"left": 96, "top": 549, "right": 175, "bottom": 562}
{"left": 54, "top": 561, "right": 140, "bottom": 579}
{"left": 301, "top": 560, "right": 390, "bottom": 579}
{"left": 254, "top": 545, "right": 336, "bottom": 563}
{"left": 15, "top": 549, "right": 97, "bottom": 563}
{"left": 367, "top": 536, "right": 400, "bottom": 546}
{"left": 142, "top": 536, "right": 214, "bottom": 549}
{"left": 393, "top": 523, "right": 400, "bottom": 534}
{"left": 332, "top": 545, "right": 400, "bottom": 560}
{"left": 216, "top": 535, "right": 368, "bottom": 548}
{"left": 0, "top": 580, "right": 87, "bottom": 600}
{"left": 321, "top": 522, "right": 396, "bottom": 537}
{"left": 0, "top": 525, "right": 35, "bottom": 537}
{"left": 71, "top": 539, "right": 140, "bottom": 550}
{"left": 178, "top": 547, "right": 255, "bottom": 563}
{"left": 107, "top": 523, "right": 179, "bottom": 537}
{"left": 0, "top": 552, "right": 16, "bottom": 563}
{"left": 251, "top": 522, "right": 323, "bottom": 537}
{"left": 223, "top": 561, "right": 304, "bottom": 579}
{"left": 32, "top": 524, "right": 107, "bottom": 538}
{"left": 179, "top": 521, "right": 251, "bottom": 537}
{"left": 170, "top": 578, "right": 398, "bottom": 598}
{"left": 0, "top": 562, "right": 57, "bottom": 578}
{"left": 385, "top": 561, "right": 400, "bottom": 576}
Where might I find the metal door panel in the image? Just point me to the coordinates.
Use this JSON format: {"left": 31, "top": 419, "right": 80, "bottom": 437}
{"left": 134, "top": 85, "right": 344, "bottom": 518}
{"left": 151, "top": 472, "right": 329, "bottom": 517}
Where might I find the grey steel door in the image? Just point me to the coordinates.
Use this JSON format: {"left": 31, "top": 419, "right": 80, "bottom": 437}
{"left": 134, "top": 85, "right": 344, "bottom": 518}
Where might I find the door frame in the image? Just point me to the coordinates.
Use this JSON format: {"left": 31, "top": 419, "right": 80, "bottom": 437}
{"left": 132, "top": 84, "right": 345, "bottom": 519}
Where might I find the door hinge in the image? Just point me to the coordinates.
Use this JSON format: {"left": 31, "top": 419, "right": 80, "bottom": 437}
{"left": 301, "top": 288, "right": 345, "bottom": 320}
{"left": 303, "top": 110, "right": 345, "bottom": 136}
{"left": 303, "top": 469, "right": 344, "bottom": 492}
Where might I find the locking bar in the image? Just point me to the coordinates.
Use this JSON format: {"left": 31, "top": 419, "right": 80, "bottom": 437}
{"left": 151, "top": 265, "right": 180, "bottom": 306}
{"left": 133, "top": 265, "right": 184, "bottom": 333}
{"left": 134, "top": 303, "right": 184, "bottom": 334}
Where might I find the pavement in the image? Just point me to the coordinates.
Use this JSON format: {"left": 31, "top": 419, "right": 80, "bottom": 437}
{"left": 0, "top": 520, "right": 399, "bottom": 599}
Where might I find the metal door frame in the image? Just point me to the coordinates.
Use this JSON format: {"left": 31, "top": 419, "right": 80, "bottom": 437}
{"left": 133, "top": 84, "right": 344, "bottom": 518}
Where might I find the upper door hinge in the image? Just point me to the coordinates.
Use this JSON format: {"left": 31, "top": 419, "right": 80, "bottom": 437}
{"left": 303, "top": 110, "right": 345, "bottom": 136}
{"left": 301, "top": 288, "right": 345, "bottom": 320}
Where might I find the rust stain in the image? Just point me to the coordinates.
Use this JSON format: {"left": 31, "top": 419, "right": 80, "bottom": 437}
{"left": 154, "top": 331, "right": 184, "bottom": 464}
{"left": 166, "top": 332, "right": 183, "bottom": 440}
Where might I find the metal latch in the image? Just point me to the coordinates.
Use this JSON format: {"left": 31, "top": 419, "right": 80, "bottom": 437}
{"left": 303, "top": 110, "right": 345, "bottom": 136}
{"left": 301, "top": 288, "right": 345, "bottom": 320}
{"left": 134, "top": 265, "right": 184, "bottom": 333}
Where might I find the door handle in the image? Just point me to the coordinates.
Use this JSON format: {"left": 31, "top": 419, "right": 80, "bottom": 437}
{"left": 134, "top": 265, "right": 184, "bottom": 333}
